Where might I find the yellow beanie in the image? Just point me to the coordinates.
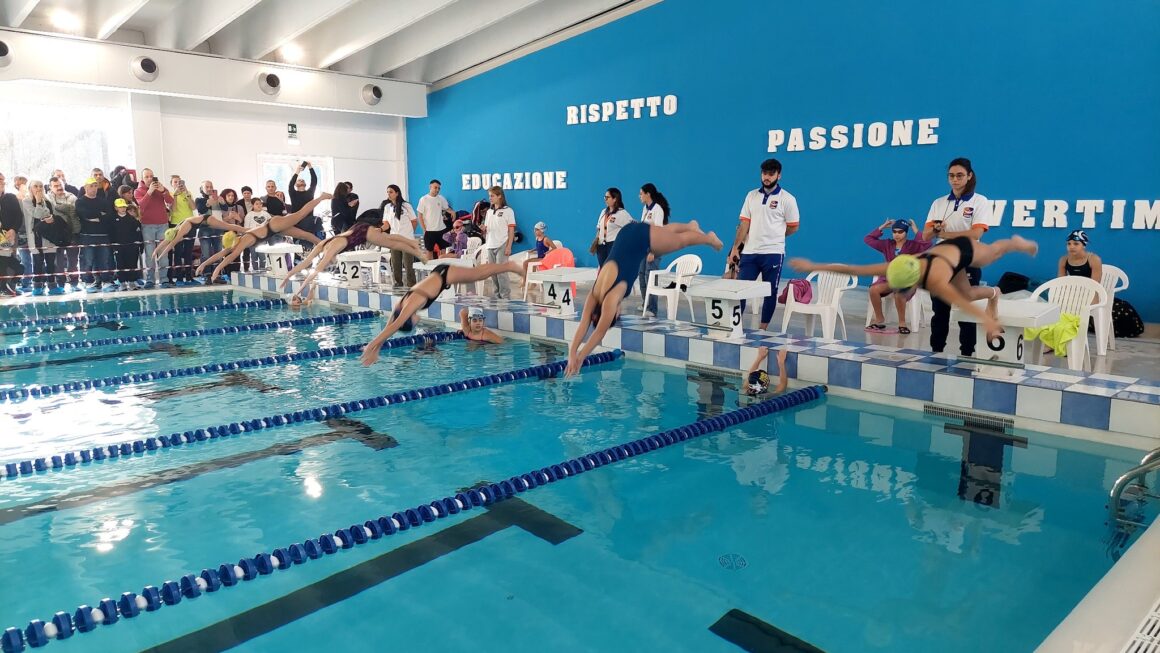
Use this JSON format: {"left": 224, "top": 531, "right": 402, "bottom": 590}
{"left": 886, "top": 254, "right": 921, "bottom": 289}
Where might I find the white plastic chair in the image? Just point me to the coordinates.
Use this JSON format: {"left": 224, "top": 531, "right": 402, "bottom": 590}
{"left": 864, "top": 278, "right": 925, "bottom": 331}
{"left": 781, "top": 271, "right": 857, "bottom": 339}
{"left": 521, "top": 240, "right": 563, "bottom": 301}
{"left": 1027, "top": 276, "right": 1108, "bottom": 371}
{"left": 1091, "top": 264, "right": 1129, "bottom": 356}
{"left": 643, "top": 254, "right": 702, "bottom": 319}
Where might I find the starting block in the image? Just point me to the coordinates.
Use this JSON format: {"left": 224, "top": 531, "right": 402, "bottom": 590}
{"left": 255, "top": 243, "right": 303, "bottom": 280}
{"left": 685, "top": 279, "right": 771, "bottom": 339}
{"left": 526, "top": 267, "right": 597, "bottom": 316}
{"left": 335, "top": 250, "right": 383, "bottom": 288}
{"left": 953, "top": 298, "right": 1061, "bottom": 377}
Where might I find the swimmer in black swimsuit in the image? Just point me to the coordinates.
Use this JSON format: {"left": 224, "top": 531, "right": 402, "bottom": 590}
{"left": 195, "top": 194, "right": 331, "bottom": 280}
{"left": 280, "top": 212, "right": 430, "bottom": 301}
{"left": 359, "top": 260, "right": 526, "bottom": 366}
{"left": 151, "top": 204, "right": 254, "bottom": 262}
{"left": 565, "top": 220, "right": 724, "bottom": 377}
{"left": 789, "top": 235, "right": 1039, "bottom": 341}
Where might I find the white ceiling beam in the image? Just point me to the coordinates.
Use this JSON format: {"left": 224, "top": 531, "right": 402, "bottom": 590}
{"left": 387, "top": 0, "right": 635, "bottom": 84}
{"left": 207, "top": 0, "right": 357, "bottom": 61}
{"left": 150, "top": 0, "right": 263, "bottom": 51}
{"left": 88, "top": 0, "right": 153, "bottom": 40}
{"left": 333, "top": 0, "right": 545, "bottom": 76}
{"left": 291, "top": 0, "right": 459, "bottom": 70}
{"left": 1, "top": 0, "right": 40, "bottom": 27}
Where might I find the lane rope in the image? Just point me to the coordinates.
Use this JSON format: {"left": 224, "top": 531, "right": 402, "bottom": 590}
{"left": 0, "top": 299, "right": 285, "bottom": 330}
{"left": 0, "top": 381, "right": 822, "bottom": 651}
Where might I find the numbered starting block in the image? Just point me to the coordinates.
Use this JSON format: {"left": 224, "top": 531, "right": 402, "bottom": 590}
{"left": 953, "top": 298, "right": 1061, "bottom": 377}
{"left": 255, "top": 243, "right": 303, "bottom": 280}
{"left": 527, "top": 267, "right": 597, "bottom": 316}
{"left": 685, "top": 279, "right": 771, "bottom": 339}
{"left": 335, "top": 250, "right": 383, "bottom": 288}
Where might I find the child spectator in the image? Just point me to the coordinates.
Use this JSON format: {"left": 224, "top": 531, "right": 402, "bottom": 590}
{"left": 111, "top": 198, "right": 143, "bottom": 288}
{"left": 243, "top": 198, "right": 271, "bottom": 272}
{"left": 863, "top": 219, "right": 931, "bottom": 334}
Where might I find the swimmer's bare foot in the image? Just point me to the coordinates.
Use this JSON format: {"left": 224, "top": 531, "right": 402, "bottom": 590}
{"left": 504, "top": 261, "right": 525, "bottom": 278}
{"left": 319, "top": 192, "right": 333, "bottom": 200}
{"left": 1011, "top": 235, "right": 1038, "bottom": 256}
{"left": 688, "top": 220, "right": 704, "bottom": 234}
{"left": 707, "top": 231, "right": 724, "bottom": 252}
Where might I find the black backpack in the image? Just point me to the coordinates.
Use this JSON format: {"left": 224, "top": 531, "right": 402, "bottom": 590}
{"left": 1086, "top": 298, "right": 1144, "bottom": 338}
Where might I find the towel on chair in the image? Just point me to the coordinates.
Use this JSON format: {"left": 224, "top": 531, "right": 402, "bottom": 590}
{"left": 1024, "top": 313, "right": 1080, "bottom": 356}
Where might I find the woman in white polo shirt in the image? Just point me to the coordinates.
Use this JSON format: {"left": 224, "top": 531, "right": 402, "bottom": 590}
{"left": 922, "top": 157, "right": 992, "bottom": 357}
{"left": 590, "top": 187, "right": 633, "bottom": 268}
{"left": 637, "top": 183, "right": 670, "bottom": 317}
{"left": 381, "top": 184, "right": 419, "bottom": 286}
{"left": 483, "top": 185, "right": 516, "bottom": 299}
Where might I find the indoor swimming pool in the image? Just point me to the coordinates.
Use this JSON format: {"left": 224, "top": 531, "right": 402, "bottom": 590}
{"left": 0, "top": 290, "right": 1149, "bottom": 653}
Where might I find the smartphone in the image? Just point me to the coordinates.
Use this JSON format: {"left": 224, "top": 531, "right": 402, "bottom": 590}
{"left": 301, "top": 161, "right": 310, "bottom": 169}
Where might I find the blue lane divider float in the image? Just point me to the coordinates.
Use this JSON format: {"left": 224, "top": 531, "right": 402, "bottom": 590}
{"left": 0, "top": 349, "right": 624, "bottom": 482}
{"left": 0, "top": 299, "right": 285, "bottom": 331}
{"left": 1, "top": 331, "right": 466, "bottom": 403}
{"left": 0, "top": 383, "right": 824, "bottom": 652}
{"left": 0, "top": 311, "right": 380, "bottom": 359}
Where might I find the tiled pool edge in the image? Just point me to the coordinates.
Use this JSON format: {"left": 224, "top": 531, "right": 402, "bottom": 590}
{"left": 233, "top": 274, "right": 1160, "bottom": 444}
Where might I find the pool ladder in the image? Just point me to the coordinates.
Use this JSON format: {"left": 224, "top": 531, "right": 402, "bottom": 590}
{"left": 1107, "top": 446, "right": 1160, "bottom": 530}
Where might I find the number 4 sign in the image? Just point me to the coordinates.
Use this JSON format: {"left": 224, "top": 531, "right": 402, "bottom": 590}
{"left": 545, "top": 281, "right": 574, "bottom": 315}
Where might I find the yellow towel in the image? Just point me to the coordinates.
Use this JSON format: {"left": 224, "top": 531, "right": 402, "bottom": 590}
{"left": 1024, "top": 313, "right": 1080, "bottom": 356}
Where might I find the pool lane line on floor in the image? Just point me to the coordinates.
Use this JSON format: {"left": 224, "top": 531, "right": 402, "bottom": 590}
{"left": 0, "top": 299, "right": 285, "bottom": 331}
{"left": 0, "top": 310, "right": 380, "bottom": 359}
{"left": 0, "top": 381, "right": 823, "bottom": 652}
{"left": 0, "top": 348, "right": 623, "bottom": 482}
{"left": 1, "top": 330, "right": 462, "bottom": 402}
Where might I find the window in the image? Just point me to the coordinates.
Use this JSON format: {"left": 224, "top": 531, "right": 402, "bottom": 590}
{"left": 0, "top": 100, "right": 134, "bottom": 184}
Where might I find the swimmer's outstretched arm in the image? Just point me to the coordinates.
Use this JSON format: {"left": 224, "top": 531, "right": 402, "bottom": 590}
{"left": 359, "top": 292, "right": 428, "bottom": 366}
{"left": 788, "top": 258, "right": 887, "bottom": 278}
{"left": 279, "top": 238, "right": 334, "bottom": 291}
{"left": 565, "top": 295, "right": 616, "bottom": 378}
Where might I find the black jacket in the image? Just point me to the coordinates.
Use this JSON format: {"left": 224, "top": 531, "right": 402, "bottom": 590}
{"left": 76, "top": 195, "right": 114, "bottom": 236}
{"left": 288, "top": 169, "right": 317, "bottom": 214}
{"left": 0, "top": 193, "right": 22, "bottom": 233}
{"left": 262, "top": 194, "right": 287, "bottom": 217}
{"left": 111, "top": 213, "right": 143, "bottom": 246}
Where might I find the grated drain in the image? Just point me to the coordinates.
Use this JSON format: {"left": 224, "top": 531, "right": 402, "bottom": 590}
{"left": 923, "top": 403, "right": 1014, "bottom": 431}
{"left": 1121, "top": 597, "right": 1160, "bottom": 653}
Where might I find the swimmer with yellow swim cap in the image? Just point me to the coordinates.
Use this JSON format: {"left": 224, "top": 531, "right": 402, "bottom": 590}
{"left": 789, "top": 234, "right": 1039, "bottom": 341}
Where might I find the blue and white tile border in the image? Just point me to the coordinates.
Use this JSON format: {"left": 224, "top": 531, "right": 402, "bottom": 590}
{"left": 235, "top": 274, "right": 1160, "bottom": 445}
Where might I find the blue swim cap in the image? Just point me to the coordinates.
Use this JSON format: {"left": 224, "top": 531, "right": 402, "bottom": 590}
{"left": 891, "top": 220, "right": 910, "bottom": 232}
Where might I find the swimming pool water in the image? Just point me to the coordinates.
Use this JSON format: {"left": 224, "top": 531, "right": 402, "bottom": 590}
{"left": 0, "top": 290, "right": 1147, "bottom": 653}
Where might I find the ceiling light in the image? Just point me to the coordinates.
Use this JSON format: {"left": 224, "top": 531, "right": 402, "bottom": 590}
{"left": 50, "top": 8, "right": 82, "bottom": 33}
{"left": 280, "top": 43, "right": 304, "bottom": 63}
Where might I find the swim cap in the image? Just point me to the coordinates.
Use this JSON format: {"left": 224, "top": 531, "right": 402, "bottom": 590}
{"left": 1066, "top": 229, "right": 1089, "bottom": 245}
{"left": 163, "top": 227, "right": 178, "bottom": 241}
{"left": 746, "top": 370, "right": 770, "bottom": 395}
{"left": 886, "top": 254, "right": 921, "bottom": 289}
{"left": 222, "top": 231, "right": 238, "bottom": 249}
{"left": 534, "top": 221, "right": 546, "bottom": 232}
{"left": 468, "top": 306, "right": 485, "bottom": 320}
{"left": 114, "top": 198, "right": 128, "bottom": 208}
{"left": 891, "top": 219, "right": 910, "bottom": 232}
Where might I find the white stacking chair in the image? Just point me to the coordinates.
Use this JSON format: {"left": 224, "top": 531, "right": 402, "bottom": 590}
{"left": 864, "top": 277, "right": 925, "bottom": 331}
{"left": 781, "top": 271, "right": 857, "bottom": 339}
{"left": 643, "top": 254, "right": 702, "bottom": 319}
{"left": 1091, "top": 264, "right": 1129, "bottom": 356}
{"left": 463, "top": 237, "right": 486, "bottom": 295}
{"left": 1027, "top": 276, "right": 1108, "bottom": 371}
{"left": 521, "top": 240, "right": 564, "bottom": 301}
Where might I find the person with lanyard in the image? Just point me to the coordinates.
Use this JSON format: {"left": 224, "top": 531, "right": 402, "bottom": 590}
{"left": 1058, "top": 229, "right": 1102, "bottom": 282}
{"left": 922, "top": 157, "right": 992, "bottom": 356}
{"left": 637, "top": 183, "right": 670, "bottom": 317}
{"left": 590, "top": 187, "right": 633, "bottom": 268}
{"left": 726, "top": 158, "right": 800, "bottom": 330}
{"left": 417, "top": 179, "right": 453, "bottom": 257}
{"left": 863, "top": 218, "right": 931, "bottom": 334}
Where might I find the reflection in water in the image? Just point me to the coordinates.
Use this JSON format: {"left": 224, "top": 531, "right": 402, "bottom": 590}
{"left": 686, "top": 369, "right": 736, "bottom": 419}
{"left": 88, "top": 518, "right": 135, "bottom": 554}
{"left": 947, "top": 424, "right": 1027, "bottom": 509}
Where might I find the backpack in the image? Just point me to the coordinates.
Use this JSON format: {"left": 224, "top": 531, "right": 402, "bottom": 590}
{"left": 777, "top": 278, "right": 813, "bottom": 305}
{"left": 1087, "top": 298, "right": 1144, "bottom": 338}
{"left": 997, "top": 271, "right": 1030, "bottom": 294}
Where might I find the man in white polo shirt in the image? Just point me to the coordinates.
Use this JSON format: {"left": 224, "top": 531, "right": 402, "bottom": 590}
{"left": 726, "top": 158, "right": 800, "bottom": 330}
{"left": 417, "top": 179, "right": 452, "bottom": 257}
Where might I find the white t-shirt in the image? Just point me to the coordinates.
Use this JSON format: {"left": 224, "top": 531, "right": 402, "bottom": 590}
{"left": 484, "top": 206, "right": 516, "bottom": 249}
{"left": 925, "top": 192, "right": 992, "bottom": 236}
{"left": 385, "top": 202, "right": 417, "bottom": 239}
{"left": 640, "top": 203, "right": 665, "bottom": 227}
{"left": 417, "top": 194, "right": 450, "bottom": 232}
{"left": 597, "top": 208, "right": 634, "bottom": 245}
{"left": 244, "top": 210, "right": 271, "bottom": 229}
{"left": 739, "top": 185, "right": 800, "bottom": 255}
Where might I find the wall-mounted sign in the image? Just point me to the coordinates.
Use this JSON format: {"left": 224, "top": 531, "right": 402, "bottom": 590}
{"left": 768, "top": 117, "right": 940, "bottom": 153}
{"left": 987, "top": 198, "right": 1160, "bottom": 230}
{"left": 566, "top": 94, "right": 678, "bottom": 125}
{"left": 461, "top": 171, "right": 568, "bottom": 191}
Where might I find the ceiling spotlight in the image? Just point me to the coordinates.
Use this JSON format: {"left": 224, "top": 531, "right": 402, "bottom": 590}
{"left": 50, "top": 8, "right": 83, "bottom": 33}
{"left": 280, "top": 43, "right": 304, "bottom": 63}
